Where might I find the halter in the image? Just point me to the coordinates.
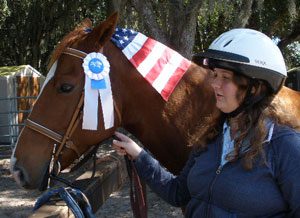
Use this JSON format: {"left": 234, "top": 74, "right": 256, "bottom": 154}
{"left": 25, "top": 47, "right": 122, "bottom": 187}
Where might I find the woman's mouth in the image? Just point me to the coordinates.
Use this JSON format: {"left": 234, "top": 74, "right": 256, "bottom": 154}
{"left": 215, "top": 93, "right": 223, "bottom": 100}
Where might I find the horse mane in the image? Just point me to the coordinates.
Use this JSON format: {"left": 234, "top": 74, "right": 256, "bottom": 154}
{"left": 48, "top": 18, "right": 93, "bottom": 69}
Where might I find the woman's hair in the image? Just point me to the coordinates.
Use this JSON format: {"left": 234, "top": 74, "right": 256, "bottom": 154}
{"left": 193, "top": 72, "right": 291, "bottom": 170}
{"left": 228, "top": 74, "right": 275, "bottom": 170}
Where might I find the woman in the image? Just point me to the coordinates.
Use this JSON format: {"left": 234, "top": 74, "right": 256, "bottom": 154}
{"left": 112, "top": 29, "right": 300, "bottom": 217}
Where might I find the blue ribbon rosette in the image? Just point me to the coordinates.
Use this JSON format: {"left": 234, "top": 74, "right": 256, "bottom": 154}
{"left": 82, "top": 52, "right": 110, "bottom": 89}
{"left": 81, "top": 52, "right": 114, "bottom": 130}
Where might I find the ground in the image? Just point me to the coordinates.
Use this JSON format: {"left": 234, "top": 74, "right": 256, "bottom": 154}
{"left": 0, "top": 148, "right": 183, "bottom": 218}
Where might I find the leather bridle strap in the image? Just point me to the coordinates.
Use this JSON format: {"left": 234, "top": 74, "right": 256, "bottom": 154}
{"left": 63, "top": 47, "right": 87, "bottom": 59}
{"left": 63, "top": 47, "right": 103, "bottom": 59}
{"left": 62, "top": 47, "right": 122, "bottom": 127}
{"left": 25, "top": 119, "right": 63, "bottom": 143}
{"left": 26, "top": 93, "right": 84, "bottom": 159}
{"left": 63, "top": 46, "right": 122, "bottom": 121}
{"left": 53, "top": 93, "right": 84, "bottom": 160}
{"left": 26, "top": 46, "right": 122, "bottom": 165}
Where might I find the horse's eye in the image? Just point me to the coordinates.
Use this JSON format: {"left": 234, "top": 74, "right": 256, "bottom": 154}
{"left": 59, "top": 83, "right": 74, "bottom": 93}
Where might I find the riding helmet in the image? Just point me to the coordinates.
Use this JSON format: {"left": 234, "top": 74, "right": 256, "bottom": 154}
{"left": 193, "top": 28, "right": 287, "bottom": 94}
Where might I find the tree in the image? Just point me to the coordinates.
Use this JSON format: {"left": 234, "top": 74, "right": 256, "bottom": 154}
{"left": 127, "top": 0, "right": 203, "bottom": 59}
{"left": 0, "top": 0, "right": 107, "bottom": 74}
{"left": 0, "top": 0, "right": 10, "bottom": 26}
{"left": 0, "top": 0, "right": 299, "bottom": 73}
{"left": 194, "top": 0, "right": 300, "bottom": 68}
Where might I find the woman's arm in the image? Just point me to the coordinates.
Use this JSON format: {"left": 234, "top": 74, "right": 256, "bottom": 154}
{"left": 112, "top": 131, "right": 197, "bottom": 207}
{"left": 274, "top": 130, "right": 300, "bottom": 217}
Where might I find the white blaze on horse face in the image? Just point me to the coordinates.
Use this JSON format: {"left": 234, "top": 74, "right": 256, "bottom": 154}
{"left": 10, "top": 125, "right": 25, "bottom": 182}
{"left": 40, "top": 61, "right": 57, "bottom": 94}
{"left": 10, "top": 62, "right": 57, "bottom": 176}
{"left": 10, "top": 149, "right": 22, "bottom": 186}
{"left": 10, "top": 144, "right": 17, "bottom": 172}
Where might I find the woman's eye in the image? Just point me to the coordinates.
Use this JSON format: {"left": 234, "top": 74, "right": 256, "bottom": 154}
{"left": 222, "top": 75, "right": 232, "bottom": 81}
{"left": 58, "top": 83, "right": 74, "bottom": 93}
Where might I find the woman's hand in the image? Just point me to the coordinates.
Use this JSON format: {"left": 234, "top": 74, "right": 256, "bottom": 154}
{"left": 112, "top": 131, "right": 142, "bottom": 160}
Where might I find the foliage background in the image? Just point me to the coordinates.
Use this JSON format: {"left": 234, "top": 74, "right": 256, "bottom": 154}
{"left": 0, "top": 0, "right": 299, "bottom": 75}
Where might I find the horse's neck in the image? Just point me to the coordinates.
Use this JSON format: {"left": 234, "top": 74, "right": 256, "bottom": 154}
{"left": 105, "top": 42, "right": 217, "bottom": 172}
{"left": 275, "top": 86, "right": 300, "bottom": 130}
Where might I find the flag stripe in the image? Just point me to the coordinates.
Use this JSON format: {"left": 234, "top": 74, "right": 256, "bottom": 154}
{"left": 145, "top": 47, "right": 173, "bottom": 84}
{"left": 136, "top": 41, "right": 166, "bottom": 77}
{"left": 131, "top": 38, "right": 157, "bottom": 68}
{"left": 161, "top": 59, "right": 191, "bottom": 100}
{"left": 152, "top": 52, "right": 183, "bottom": 93}
{"left": 123, "top": 32, "right": 148, "bottom": 60}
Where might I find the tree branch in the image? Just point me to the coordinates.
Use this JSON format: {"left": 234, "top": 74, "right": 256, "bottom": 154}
{"left": 232, "top": 0, "right": 254, "bottom": 28}
{"left": 278, "top": 17, "right": 300, "bottom": 49}
{"left": 106, "top": 0, "right": 129, "bottom": 19}
{"left": 130, "top": 0, "right": 168, "bottom": 43}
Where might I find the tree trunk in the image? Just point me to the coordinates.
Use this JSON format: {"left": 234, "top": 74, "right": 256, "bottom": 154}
{"left": 232, "top": 0, "right": 254, "bottom": 28}
{"left": 130, "top": 0, "right": 203, "bottom": 59}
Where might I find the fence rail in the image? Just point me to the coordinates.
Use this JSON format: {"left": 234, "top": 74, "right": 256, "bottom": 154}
{"left": 0, "top": 96, "right": 37, "bottom": 156}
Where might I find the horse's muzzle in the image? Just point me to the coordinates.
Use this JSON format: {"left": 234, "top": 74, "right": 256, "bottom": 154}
{"left": 11, "top": 165, "right": 31, "bottom": 189}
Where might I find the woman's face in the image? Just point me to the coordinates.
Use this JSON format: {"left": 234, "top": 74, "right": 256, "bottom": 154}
{"left": 210, "top": 68, "right": 242, "bottom": 113}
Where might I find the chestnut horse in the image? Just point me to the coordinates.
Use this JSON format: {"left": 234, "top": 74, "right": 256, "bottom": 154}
{"left": 10, "top": 13, "right": 300, "bottom": 192}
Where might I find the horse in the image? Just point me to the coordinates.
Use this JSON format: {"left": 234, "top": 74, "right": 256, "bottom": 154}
{"left": 10, "top": 12, "right": 300, "bottom": 193}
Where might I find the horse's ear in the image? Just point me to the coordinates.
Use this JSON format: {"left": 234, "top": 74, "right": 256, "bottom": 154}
{"left": 80, "top": 18, "right": 93, "bottom": 29}
{"left": 91, "top": 12, "right": 119, "bottom": 47}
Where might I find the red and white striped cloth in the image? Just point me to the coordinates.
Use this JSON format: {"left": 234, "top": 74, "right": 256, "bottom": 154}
{"left": 111, "top": 28, "right": 191, "bottom": 101}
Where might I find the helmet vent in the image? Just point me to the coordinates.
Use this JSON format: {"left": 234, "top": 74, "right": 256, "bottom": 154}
{"left": 223, "top": 40, "right": 232, "bottom": 47}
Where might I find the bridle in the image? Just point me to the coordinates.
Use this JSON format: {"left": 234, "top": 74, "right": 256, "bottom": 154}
{"left": 26, "top": 92, "right": 84, "bottom": 161}
{"left": 25, "top": 47, "right": 122, "bottom": 188}
{"left": 26, "top": 46, "right": 147, "bottom": 217}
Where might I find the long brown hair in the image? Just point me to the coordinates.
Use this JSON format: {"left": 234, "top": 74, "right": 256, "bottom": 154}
{"left": 229, "top": 74, "right": 275, "bottom": 170}
{"left": 193, "top": 72, "right": 290, "bottom": 170}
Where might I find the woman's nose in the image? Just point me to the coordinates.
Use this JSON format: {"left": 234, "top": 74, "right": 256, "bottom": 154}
{"left": 211, "top": 77, "right": 221, "bottom": 89}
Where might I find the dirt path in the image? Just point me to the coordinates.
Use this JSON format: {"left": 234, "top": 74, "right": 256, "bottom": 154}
{"left": 95, "top": 180, "right": 183, "bottom": 218}
{"left": 0, "top": 153, "right": 183, "bottom": 218}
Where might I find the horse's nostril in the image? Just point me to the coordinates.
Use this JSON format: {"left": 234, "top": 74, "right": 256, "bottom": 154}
{"left": 13, "top": 165, "right": 19, "bottom": 172}
{"left": 19, "top": 169, "right": 25, "bottom": 181}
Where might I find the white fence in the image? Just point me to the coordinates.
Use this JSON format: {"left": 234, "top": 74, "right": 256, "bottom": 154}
{"left": 0, "top": 65, "right": 44, "bottom": 156}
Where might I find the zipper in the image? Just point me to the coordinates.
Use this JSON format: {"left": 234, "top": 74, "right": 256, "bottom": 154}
{"left": 205, "top": 139, "right": 223, "bottom": 218}
{"left": 206, "top": 164, "right": 223, "bottom": 218}
{"left": 216, "top": 165, "right": 222, "bottom": 174}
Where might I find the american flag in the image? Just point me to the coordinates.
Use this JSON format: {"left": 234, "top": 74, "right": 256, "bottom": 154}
{"left": 111, "top": 27, "right": 191, "bottom": 101}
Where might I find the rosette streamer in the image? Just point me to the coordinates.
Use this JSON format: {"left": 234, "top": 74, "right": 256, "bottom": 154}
{"left": 82, "top": 52, "right": 114, "bottom": 130}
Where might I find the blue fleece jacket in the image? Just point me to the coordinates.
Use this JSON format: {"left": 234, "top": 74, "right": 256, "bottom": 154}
{"left": 134, "top": 124, "right": 300, "bottom": 217}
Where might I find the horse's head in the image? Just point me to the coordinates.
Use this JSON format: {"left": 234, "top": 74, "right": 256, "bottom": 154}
{"left": 10, "top": 13, "right": 120, "bottom": 190}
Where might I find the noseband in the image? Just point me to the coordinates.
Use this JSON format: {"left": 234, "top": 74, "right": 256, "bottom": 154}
{"left": 25, "top": 47, "right": 121, "bottom": 187}
{"left": 26, "top": 92, "right": 84, "bottom": 161}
